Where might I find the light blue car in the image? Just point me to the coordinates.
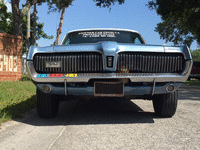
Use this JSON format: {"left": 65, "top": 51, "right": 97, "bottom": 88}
{"left": 26, "top": 28, "right": 193, "bottom": 118}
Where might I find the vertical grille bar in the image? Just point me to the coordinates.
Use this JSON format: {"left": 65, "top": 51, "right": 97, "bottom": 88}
{"left": 116, "top": 52, "right": 185, "bottom": 73}
{"left": 33, "top": 52, "right": 103, "bottom": 73}
{"left": 33, "top": 52, "right": 184, "bottom": 74}
{"left": 100, "top": 55, "right": 103, "bottom": 71}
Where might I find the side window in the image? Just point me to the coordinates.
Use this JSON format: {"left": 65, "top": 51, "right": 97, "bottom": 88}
{"left": 134, "top": 37, "right": 142, "bottom": 45}
{"left": 65, "top": 38, "right": 70, "bottom": 45}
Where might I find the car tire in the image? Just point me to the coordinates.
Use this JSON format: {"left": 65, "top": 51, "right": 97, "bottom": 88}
{"left": 153, "top": 91, "right": 178, "bottom": 117}
{"left": 37, "top": 89, "right": 60, "bottom": 118}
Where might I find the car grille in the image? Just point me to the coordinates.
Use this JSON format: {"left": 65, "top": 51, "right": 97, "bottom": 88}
{"left": 117, "top": 52, "right": 185, "bottom": 73}
{"left": 33, "top": 52, "right": 103, "bottom": 73}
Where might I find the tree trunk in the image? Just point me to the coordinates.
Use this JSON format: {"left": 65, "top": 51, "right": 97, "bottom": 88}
{"left": 26, "top": 7, "right": 30, "bottom": 53}
{"left": 11, "top": 0, "right": 22, "bottom": 36}
{"left": 33, "top": 3, "right": 37, "bottom": 45}
{"left": 27, "top": 8, "right": 30, "bottom": 39}
{"left": 55, "top": 7, "right": 65, "bottom": 45}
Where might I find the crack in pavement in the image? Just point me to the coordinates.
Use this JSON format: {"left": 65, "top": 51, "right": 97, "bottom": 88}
{"left": 48, "top": 127, "right": 66, "bottom": 150}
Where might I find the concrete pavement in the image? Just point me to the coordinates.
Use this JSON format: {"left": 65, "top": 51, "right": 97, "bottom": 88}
{"left": 0, "top": 84, "right": 199, "bottom": 150}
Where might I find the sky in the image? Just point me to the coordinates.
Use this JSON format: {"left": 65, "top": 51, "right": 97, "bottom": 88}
{"left": 3, "top": 0, "right": 11, "bottom": 12}
{"left": 5, "top": 0, "right": 199, "bottom": 50}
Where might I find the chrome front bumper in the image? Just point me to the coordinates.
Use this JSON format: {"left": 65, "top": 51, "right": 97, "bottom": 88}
{"left": 26, "top": 60, "right": 192, "bottom": 83}
{"left": 35, "top": 82, "right": 183, "bottom": 96}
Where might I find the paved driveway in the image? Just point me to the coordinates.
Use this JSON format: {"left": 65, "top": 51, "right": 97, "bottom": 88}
{"left": 0, "top": 84, "right": 199, "bottom": 150}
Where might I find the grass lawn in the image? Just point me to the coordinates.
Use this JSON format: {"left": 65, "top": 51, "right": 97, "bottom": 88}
{"left": 184, "top": 79, "right": 200, "bottom": 86}
{"left": 0, "top": 77, "right": 36, "bottom": 126}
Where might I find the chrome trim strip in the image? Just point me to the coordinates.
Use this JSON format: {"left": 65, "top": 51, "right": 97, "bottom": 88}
{"left": 182, "top": 60, "right": 193, "bottom": 75}
{"left": 152, "top": 79, "right": 156, "bottom": 95}
{"left": 64, "top": 28, "right": 140, "bottom": 35}
{"left": 27, "top": 60, "right": 192, "bottom": 83}
{"left": 64, "top": 79, "right": 67, "bottom": 96}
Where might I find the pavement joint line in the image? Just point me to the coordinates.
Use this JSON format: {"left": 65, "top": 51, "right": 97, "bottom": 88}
{"left": 48, "top": 126, "right": 66, "bottom": 150}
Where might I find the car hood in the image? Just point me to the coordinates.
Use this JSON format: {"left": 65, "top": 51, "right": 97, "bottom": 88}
{"left": 27, "top": 41, "right": 192, "bottom": 60}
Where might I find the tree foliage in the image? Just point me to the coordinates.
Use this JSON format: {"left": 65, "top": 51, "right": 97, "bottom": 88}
{"left": 93, "top": 0, "right": 125, "bottom": 8}
{"left": 47, "top": 0, "right": 74, "bottom": 13}
{"left": 48, "top": 0, "right": 125, "bottom": 45}
{"left": 10, "top": 0, "right": 46, "bottom": 36}
{"left": 147, "top": 0, "right": 200, "bottom": 48}
{"left": 22, "top": 12, "right": 53, "bottom": 48}
{"left": 0, "top": 2, "right": 13, "bottom": 34}
{"left": 191, "top": 49, "right": 200, "bottom": 61}
{"left": 9, "top": 0, "right": 125, "bottom": 45}
{"left": 45, "top": 0, "right": 74, "bottom": 45}
{"left": 0, "top": 2, "right": 53, "bottom": 53}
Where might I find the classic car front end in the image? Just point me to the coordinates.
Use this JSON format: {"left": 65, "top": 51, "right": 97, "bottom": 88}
{"left": 26, "top": 29, "right": 193, "bottom": 118}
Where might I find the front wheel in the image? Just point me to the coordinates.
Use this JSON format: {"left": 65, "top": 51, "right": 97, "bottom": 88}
{"left": 153, "top": 91, "right": 178, "bottom": 118}
{"left": 37, "top": 89, "right": 60, "bottom": 118}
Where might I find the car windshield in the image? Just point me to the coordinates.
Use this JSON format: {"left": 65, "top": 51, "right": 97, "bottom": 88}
{"left": 62, "top": 30, "right": 145, "bottom": 45}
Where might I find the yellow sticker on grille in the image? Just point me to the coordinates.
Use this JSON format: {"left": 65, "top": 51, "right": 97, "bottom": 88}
{"left": 66, "top": 74, "right": 77, "bottom": 77}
